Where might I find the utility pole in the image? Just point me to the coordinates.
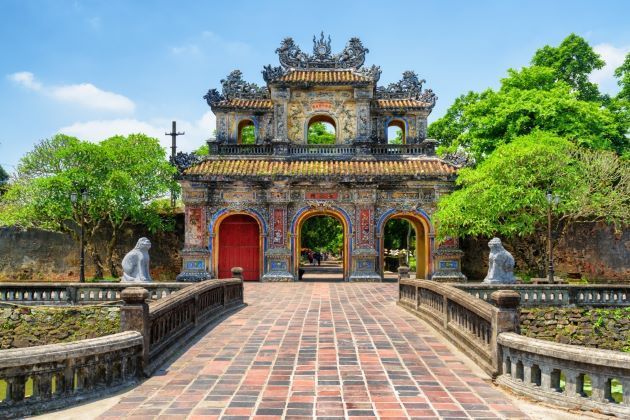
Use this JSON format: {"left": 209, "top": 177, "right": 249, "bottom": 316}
{"left": 165, "top": 121, "right": 185, "bottom": 208}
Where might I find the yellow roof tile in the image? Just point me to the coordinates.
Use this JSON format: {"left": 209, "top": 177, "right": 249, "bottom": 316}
{"left": 278, "top": 70, "right": 371, "bottom": 84}
{"left": 184, "top": 159, "right": 456, "bottom": 177}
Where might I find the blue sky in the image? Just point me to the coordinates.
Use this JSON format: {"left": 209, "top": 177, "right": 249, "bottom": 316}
{"left": 1, "top": 0, "right": 629, "bottom": 172}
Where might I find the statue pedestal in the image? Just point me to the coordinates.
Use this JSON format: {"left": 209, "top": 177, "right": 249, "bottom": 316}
{"left": 177, "top": 248, "right": 211, "bottom": 282}
{"left": 432, "top": 246, "right": 466, "bottom": 283}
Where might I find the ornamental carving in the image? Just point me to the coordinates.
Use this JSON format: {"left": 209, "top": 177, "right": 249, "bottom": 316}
{"left": 204, "top": 70, "right": 269, "bottom": 106}
{"left": 376, "top": 71, "right": 425, "bottom": 99}
{"left": 275, "top": 32, "right": 370, "bottom": 71}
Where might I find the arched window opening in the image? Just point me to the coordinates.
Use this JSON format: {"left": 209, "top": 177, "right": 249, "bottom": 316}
{"left": 237, "top": 120, "right": 256, "bottom": 145}
{"left": 299, "top": 215, "right": 343, "bottom": 281}
{"left": 307, "top": 115, "right": 336, "bottom": 144}
{"left": 387, "top": 120, "right": 405, "bottom": 144}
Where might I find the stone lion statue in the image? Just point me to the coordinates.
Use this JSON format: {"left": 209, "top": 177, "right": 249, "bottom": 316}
{"left": 121, "top": 237, "right": 153, "bottom": 282}
{"left": 483, "top": 237, "right": 516, "bottom": 284}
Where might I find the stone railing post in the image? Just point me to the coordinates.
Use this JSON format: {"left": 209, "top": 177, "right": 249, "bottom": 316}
{"left": 397, "top": 266, "right": 410, "bottom": 282}
{"left": 231, "top": 267, "right": 244, "bottom": 281}
{"left": 120, "top": 287, "right": 150, "bottom": 376}
{"left": 490, "top": 290, "right": 521, "bottom": 375}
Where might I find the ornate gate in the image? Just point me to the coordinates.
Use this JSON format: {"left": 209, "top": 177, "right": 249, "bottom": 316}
{"left": 218, "top": 214, "right": 260, "bottom": 280}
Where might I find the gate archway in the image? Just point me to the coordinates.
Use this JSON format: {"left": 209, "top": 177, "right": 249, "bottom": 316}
{"left": 214, "top": 213, "right": 262, "bottom": 281}
{"left": 292, "top": 207, "right": 351, "bottom": 281}
{"left": 378, "top": 210, "right": 432, "bottom": 279}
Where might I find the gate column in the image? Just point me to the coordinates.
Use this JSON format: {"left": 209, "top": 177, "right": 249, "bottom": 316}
{"left": 177, "top": 182, "right": 211, "bottom": 282}
{"left": 348, "top": 196, "right": 381, "bottom": 282}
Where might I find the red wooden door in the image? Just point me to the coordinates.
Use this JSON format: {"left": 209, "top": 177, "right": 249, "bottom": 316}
{"left": 218, "top": 214, "right": 260, "bottom": 281}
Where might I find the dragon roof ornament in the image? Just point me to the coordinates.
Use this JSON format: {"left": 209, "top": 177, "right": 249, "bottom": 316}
{"left": 275, "top": 32, "right": 370, "bottom": 70}
{"left": 376, "top": 70, "right": 437, "bottom": 107}
{"left": 204, "top": 70, "right": 269, "bottom": 106}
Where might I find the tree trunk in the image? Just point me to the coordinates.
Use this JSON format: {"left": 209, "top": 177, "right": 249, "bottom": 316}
{"left": 88, "top": 244, "right": 105, "bottom": 280}
{"left": 107, "top": 228, "right": 119, "bottom": 278}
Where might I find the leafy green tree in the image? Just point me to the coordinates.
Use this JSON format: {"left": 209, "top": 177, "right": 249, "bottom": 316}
{"left": 0, "top": 134, "right": 177, "bottom": 278}
{"left": 435, "top": 131, "right": 629, "bottom": 275}
{"left": 531, "top": 33, "right": 605, "bottom": 101}
{"left": 307, "top": 122, "right": 336, "bottom": 145}
{"left": 195, "top": 144, "right": 209, "bottom": 156}
{"left": 0, "top": 164, "right": 8, "bottom": 194}
{"left": 301, "top": 216, "right": 343, "bottom": 253}
{"left": 240, "top": 125, "right": 255, "bottom": 144}
{"left": 388, "top": 128, "right": 404, "bottom": 145}
{"left": 615, "top": 52, "right": 630, "bottom": 101}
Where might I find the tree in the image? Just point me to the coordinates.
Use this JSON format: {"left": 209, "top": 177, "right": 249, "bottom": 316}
{"left": 0, "top": 164, "right": 8, "bottom": 194}
{"left": 614, "top": 52, "right": 630, "bottom": 101}
{"left": 435, "top": 131, "right": 629, "bottom": 275}
{"left": 240, "top": 125, "right": 256, "bottom": 144}
{"left": 531, "top": 33, "right": 605, "bottom": 101}
{"left": 388, "top": 128, "right": 404, "bottom": 145}
{"left": 430, "top": 64, "right": 629, "bottom": 161}
{"left": 0, "top": 134, "right": 177, "bottom": 278}
{"left": 307, "top": 122, "right": 336, "bottom": 144}
{"left": 301, "top": 216, "right": 343, "bottom": 253}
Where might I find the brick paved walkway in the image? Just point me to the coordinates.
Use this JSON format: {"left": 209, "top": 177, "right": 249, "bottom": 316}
{"left": 100, "top": 283, "right": 527, "bottom": 419}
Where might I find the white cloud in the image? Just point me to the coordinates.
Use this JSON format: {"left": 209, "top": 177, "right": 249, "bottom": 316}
{"left": 170, "top": 31, "right": 252, "bottom": 58}
{"left": 57, "top": 111, "right": 216, "bottom": 153}
{"left": 170, "top": 44, "right": 202, "bottom": 56}
{"left": 590, "top": 43, "right": 630, "bottom": 94}
{"left": 7, "top": 71, "right": 135, "bottom": 113}
{"left": 8, "top": 71, "right": 42, "bottom": 90}
{"left": 50, "top": 83, "right": 135, "bottom": 113}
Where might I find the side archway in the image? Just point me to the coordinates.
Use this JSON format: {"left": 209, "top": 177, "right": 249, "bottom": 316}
{"left": 210, "top": 209, "right": 267, "bottom": 281}
{"left": 291, "top": 206, "right": 352, "bottom": 280}
{"left": 377, "top": 209, "right": 433, "bottom": 279}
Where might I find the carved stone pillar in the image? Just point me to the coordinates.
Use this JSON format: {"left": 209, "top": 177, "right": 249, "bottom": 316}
{"left": 271, "top": 87, "right": 290, "bottom": 141}
{"left": 262, "top": 193, "right": 294, "bottom": 281}
{"left": 177, "top": 182, "right": 211, "bottom": 282}
{"left": 349, "top": 197, "right": 381, "bottom": 282}
{"left": 354, "top": 87, "right": 373, "bottom": 143}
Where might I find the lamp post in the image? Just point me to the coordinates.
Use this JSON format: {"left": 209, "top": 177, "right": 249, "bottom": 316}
{"left": 70, "top": 189, "right": 88, "bottom": 283}
{"left": 546, "top": 190, "right": 560, "bottom": 283}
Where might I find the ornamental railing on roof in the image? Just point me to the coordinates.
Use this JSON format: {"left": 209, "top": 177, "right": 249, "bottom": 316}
{"left": 206, "top": 141, "right": 437, "bottom": 157}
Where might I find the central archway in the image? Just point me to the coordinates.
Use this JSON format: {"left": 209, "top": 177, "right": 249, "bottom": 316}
{"left": 292, "top": 208, "right": 350, "bottom": 281}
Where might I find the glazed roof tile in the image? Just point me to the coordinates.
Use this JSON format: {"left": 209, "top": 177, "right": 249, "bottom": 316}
{"left": 214, "top": 98, "right": 273, "bottom": 109}
{"left": 184, "top": 159, "right": 457, "bottom": 177}
{"left": 374, "top": 99, "right": 432, "bottom": 109}
{"left": 278, "top": 70, "right": 371, "bottom": 84}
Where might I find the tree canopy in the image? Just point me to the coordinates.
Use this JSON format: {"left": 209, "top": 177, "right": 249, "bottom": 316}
{"left": 301, "top": 216, "right": 343, "bottom": 253}
{"left": 0, "top": 164, "right": 8, "bottom": 188}
{"left": 435, "top": 131, "right": 629, "bottom": 275}
{"left": 429, "top": 34, "right": 629, "bottom": 161}
{"left": 307, "top": 122, "right": 336, "bottom": 144}
{"left": 615, "top": 52, "right": 630, "bottom": 102}
{"left": 0, "top": 134, "right": 177, "bottom": 278}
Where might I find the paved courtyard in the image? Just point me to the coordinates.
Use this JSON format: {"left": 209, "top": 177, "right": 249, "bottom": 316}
{"left": 99, "top": 283, "right": 527, "bottom": 419}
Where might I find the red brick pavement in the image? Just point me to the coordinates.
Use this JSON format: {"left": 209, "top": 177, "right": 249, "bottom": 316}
{"left": 99, "top": 283, "right": 528, "bottom": 419}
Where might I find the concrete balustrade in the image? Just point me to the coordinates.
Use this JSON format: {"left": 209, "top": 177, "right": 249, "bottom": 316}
{"left": 398, "top": 279, "right": 520, "bottom": 376}
{"left": 0, "top": 275, "right": 244, "bottom": 418}
{"left": 0, "top": 332, "right": 143, "bottom": 419}
{"left": 498, "top": 332, "right": 630, "bottom": 417}
{"left": 455, "top": 284, "right": 630, "bottom": 307}
{"left": 0, "top": 282, "right": 189, "bottom": 305}
{"left": 399, "top": 280, "right": 629, "bottom": 417}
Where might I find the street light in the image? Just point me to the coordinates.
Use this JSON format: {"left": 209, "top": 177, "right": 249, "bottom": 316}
{"left": 546, "top": 190, "right": 560, "bottom": 283}
{"left": 70, "top": 189, "right": 88, "bottom": 282}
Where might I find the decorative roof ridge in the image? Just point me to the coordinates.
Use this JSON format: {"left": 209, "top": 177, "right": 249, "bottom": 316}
{"left": 204, "top": 70, "right": 269, "bottom": 107}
